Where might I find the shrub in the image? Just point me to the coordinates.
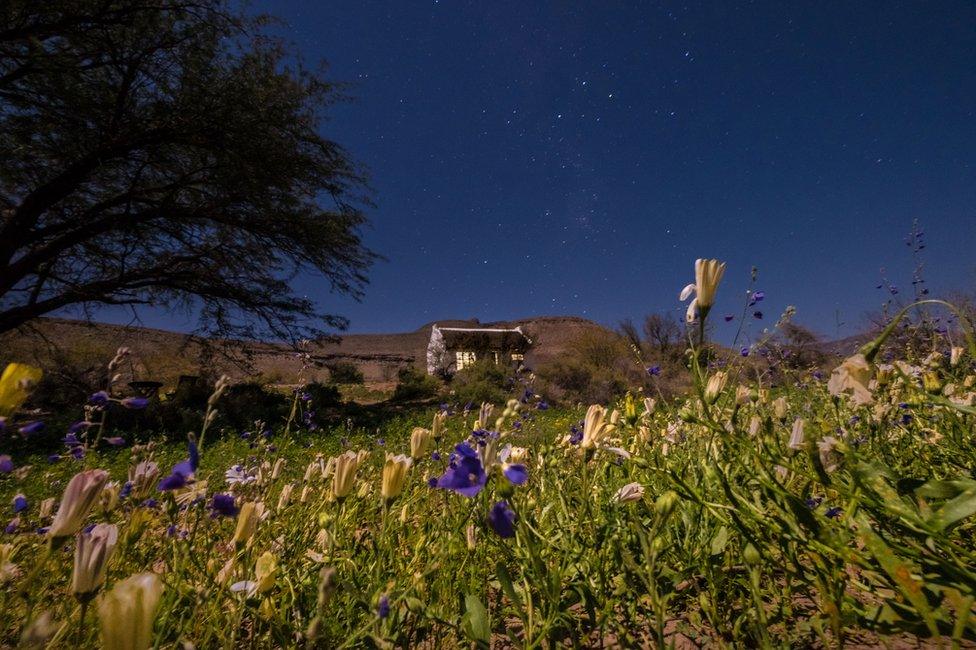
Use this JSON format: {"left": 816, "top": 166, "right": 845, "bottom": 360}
{"left": 392, "top": 366, "right": 441, "bottom": 402}
{"left": 450, "top": 359, "right": 511, "bottom": 406}
{"left": 215, "top": 382, "right": 289, "bottom": 432}
{"left": 304, "top": 382, "right": 342, "bottom": 409}
{"left": 327, "top": 361, "right": 365, "bottom": 385}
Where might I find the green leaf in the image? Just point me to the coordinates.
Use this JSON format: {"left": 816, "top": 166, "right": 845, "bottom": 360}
{"left": 928, "top": 487, "right": 976, "bottom": 531}
{"left": 710, "top": 525, "right": 728, "bottom": 556}
{"left": 495, "top": 562, "right": 522, "bottom": 608}
{"left": 916, "top": 479, "right": 976, "bottom": 500}
{"left": 462, "top": 594, "right": 490, "bottom": 645}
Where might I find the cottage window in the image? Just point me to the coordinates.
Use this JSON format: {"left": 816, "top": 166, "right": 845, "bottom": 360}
{"left": 455, "top": 350, "right": 476, "bottom": 370}
{"left": 511, "top": 353, "right": 524, "bottom": 362}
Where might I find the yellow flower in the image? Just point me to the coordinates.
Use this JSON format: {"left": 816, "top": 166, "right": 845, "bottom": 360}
{"left": 0, "top": 363, "right": 42, "bottom": 418}
{"left": 409, "top": 427, "right": 433, "bottom": 460}
{"left": 98, "top": 482, "right": 121, "bottom": 515}
{"left": 332, "top": 451, "right": 362, "bottom": 500}
{"left": 98, "top": 573, "right": 163, "bottom": 650}
{"left": 381, "top": 454, "right": 412, "bottom": 502}
{"left": 827, "top": 354, "right": 873, "bottom": 405}
{"left": 72, "top": 523, "right": 118, "bottom": 596}
{"left": 772, "top": 396, "right": 788, "bottom": 420}
{"left": 950, "top": 346, "right": 965, "bottom": 367}
{"left": 431, "top": 410, "right": 447, "bottom": 440}
{"left": 254, "top": 551, "right": 278, "bottom": 595}
{"left": 49, "top": 470, "right": 110, "bottom": 541}
{"left": 231, "top": 501, "right": 266, "bottom": 548}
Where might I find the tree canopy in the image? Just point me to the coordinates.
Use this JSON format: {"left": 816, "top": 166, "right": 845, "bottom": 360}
{"left": 0, "top": 0, "right": 375, "bottom": 341}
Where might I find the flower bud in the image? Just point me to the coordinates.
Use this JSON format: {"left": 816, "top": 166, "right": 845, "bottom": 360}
{"left": 922, "top": 371, "right": 943, "bottom": 395}
{"left": 409, "top": 427, "right": 433, "bottom": 460}
{"left": 654, "top": 490, "right": 680, "bottom": 518}
{"left": 254, "top": 551, "right": 278, "bottom": 594}
{"left": 772, "top": 396, "right": 788, "bottom": 421}
{"left": 950, "top": 346, "right": 965, "bottom": 367}
{"left": 704, "top": 372, "right": 728, "bottom": 404}
{"left": 72, "top": 523, "right": 118, "bottom": 596}
{"left": 48, "top": 470, "right": 110, "bottom": 541}
{"left": 381, "top": 454, "right": 412, "bottom": 502}
{"left": 231, "top": 501, "right": 265, "bottom": 548}
{"left": 613, "top": 482, "right": 645, "bottom": 503}
{"left": 332, "top": 451, "right": 361, "bottom": 500}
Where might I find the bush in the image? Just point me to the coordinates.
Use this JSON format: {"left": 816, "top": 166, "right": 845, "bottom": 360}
{"left": 304, "top": 382, "right": 342, "bottom": 409}
{"left": 215, "top": 382, "right": 289, "bottom": 432}
{"left": 534, "top": 330, "right": 642, "bottom": 405}
{"left": 392, "top": 366, "right": 441, "bottom": 402}
{"left": 327, "top": 361, "right": 365, "bottom": 385}
{"left": 449, "top": 359, "right": 511, "bottom": 406}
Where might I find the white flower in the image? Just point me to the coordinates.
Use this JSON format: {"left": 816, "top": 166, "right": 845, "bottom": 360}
{"left": 827, "top": 354, "right": 874, "bottom": 405}
{"left": 788, "top": 418, "right": 805, "bottom": 450}
{"left": 679, "top": 258, "right": 727, "bottom": 323}
{"left": 225, "top": 465, "right": 257, "bottom": 486}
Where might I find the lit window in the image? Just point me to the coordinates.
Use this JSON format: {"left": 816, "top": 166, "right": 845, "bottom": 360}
{"left": 455, "top": 351, "right": 476, "bottom": 370}
{"left": 511, "top": 353, "right": 524, "bottom": 362}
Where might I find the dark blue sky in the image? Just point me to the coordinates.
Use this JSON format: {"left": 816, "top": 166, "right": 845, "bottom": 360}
{"left": 110, "top": 1, "right": 976, "bottom": 339}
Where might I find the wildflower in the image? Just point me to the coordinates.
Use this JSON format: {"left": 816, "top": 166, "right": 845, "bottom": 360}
{"left": 18, "top": 421, "right": 44, "bottom": 436}
{"left": 225, "top": 465, "right": 256, "bottom": 486}
{"left": 231, "top": 501, "right": 265, "bottom": 548}
{"left": 825, "top": 506, "right": 843, "bottom": 519}
{"left": 104, "top": 437, "right": 126, "bottom": 447}
{"left": 270, "top": 458, "right": 285, "bottom": 481}
{"left": 121, "top": 397, "right": 149, "bottom": 410}
{"left": 0, "top": 363, "right": 42, "bottom": 417}
{"left": 210, "top": 493, "right": 238, "bottom": 517}
{"left": 680, "top": 258, "right": 727, "bottom": 323}
{"left": 48, "top": 469, "right": 110, "bottom": 541}
{"left": 89, "top": 391, "right": 109, "bottom": 406}
{"left": 5, "top": 517, "right": 19, "bottom": 534}
{"left": 436, "top": 443, "right": 487, "bottom": 497}
{"left": 332, "top": 450, "right": 362, "bottom": 500}
{"left": 39, "top": 498, "right": 55, "bottom": 519}
{"left": 580, "top": 404, "right": 615, "bottom": 449}
{"left": 128, "top": 461, "right": 159, "bottom": 499}
{"left": 0, "top": 455, "right": 12, "bottom": 473}
{"left": 72, "top": 523, "right": 118, "bottom": 596}
{"left": 950, "top": 346, "right": 965, "bottom": 367}
{"left": 98, "top": 483, "right": 120, "bottom": 515}
{"left": 724, "top": 314, "right": 734, "bottom": 322}
{"left": 753, "top": 311, "right": 763, "bottom": 320}
{"left": 789, "top": 418, "right": 805, "bottom": 450}
{"left": 740, "top": 347, "right": 750, "bottom": 357}
{"left": 827, "top": 354, "right": 874, "bottom": 405}
{"left": 410, "top": 427, "right": 433, "bottom": 460}
{"left": 752, "top": 290, "right": 765, "bottom": 302}
{"left": 158, "top": 440, "right": 199, "bottom": 491}
{"left": 98, "top": 573, "right": 163, "bottom": 650}
{"left": 12, "top": 494, "right": 27, "bottom": 514}
{"left": 377, "top": 594, "right": 391, "bottom": 619}
{"left": 735, "top": 385, "right": 751, "bottom": 405}
{"left": 654, "top": 490, "right": 680, "bottom": 518}
{"left": 254, "top": 551, "right": 278, "bottom": 594}
{"left": 381, "top": 454, "right": 412, "bottom": 502}
{"left": 276, "top": 483, "right": 294, "bottom": 511}
{"left": 614, "top": 482, "right": 645, "bottom": 503}
{"left": 487, "top": 500, "right": 517, "bottom": 538}
{"left": 704, "top": 372, "right": 728, "bottom": 404}
{"left": 772, "top": 396, "right": 788, "bottom": 420}
{"left": 646, "top": 365, "right": 661, "bottom": 376}
{"left": 497, "top": 445, "right": 529, "bottom": 485}
{"left": 817, "top": 437, "right": 844, "bottom": 473}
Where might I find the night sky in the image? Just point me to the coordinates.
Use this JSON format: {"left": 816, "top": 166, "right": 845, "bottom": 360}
{"left": 112, "top": 2, "right": 976, "bottom": 339}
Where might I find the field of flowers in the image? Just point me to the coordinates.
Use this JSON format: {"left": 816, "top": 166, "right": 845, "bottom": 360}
{"left": 1, "top": 259, "right": 976, "bottom": 648}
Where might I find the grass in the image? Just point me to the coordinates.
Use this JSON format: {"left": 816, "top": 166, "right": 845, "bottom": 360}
{"left": 1, "top": 303, "right": 976, "bottom": 648}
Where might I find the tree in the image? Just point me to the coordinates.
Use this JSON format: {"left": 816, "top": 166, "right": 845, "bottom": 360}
{"left": 0, "top": 1, "right": 375, "bottom": 341}
{"left": 643, "top": 312, "right": 681, "bottom": 355}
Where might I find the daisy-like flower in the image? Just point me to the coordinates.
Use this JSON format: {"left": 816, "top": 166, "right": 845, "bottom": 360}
{"left": 225, "top": 465, "right": 257, "bottom": 487}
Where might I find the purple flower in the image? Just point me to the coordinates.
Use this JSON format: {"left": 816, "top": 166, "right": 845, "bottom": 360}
{"left": 436, "top": 444, "right": 487, "bottom": 497}
{"left": 753, "top": 311, "right": 763, "bottom": 320}
{"left": 825, "top": 507, "right": 843, "bottom": 519}
{"left": 646, "top": 365, "right": 661, "bottom": 377}
{"left": 805, "top": 496, "right": 823, "bottom": 509}
{"left": 70, "top": 446, "right": 85, "bottom": 460}
{"left": 753, "top": 291, "right": 765, "bottom": 302}
{"left": 0, "top": 455, "right": 12, "bottom": 473}
{"left": 120, "top": 482, "right": 133, "bottom": 498}
{"left": 5, "top": 517, "right": 19, "bottom": 534}
{"left": 105, "top": 436, "right": 126, "bottom": 447}
{"left": 121, "top": 397, "right": 149, "bottom": 410}
{"left": 89, "top": 391, "right": 110, "bottom": 406}
{"left": 503, "top": 464, "right": 529, "bottom": 486}
{"left": 47, "top": 453, "right": 61, "bottom": 464}
{"left": 487, "top": 500, "right": 517, "bottom": 538}
{"left": 377, "top": 594, "right": 390, "bottom": 619}
{"left": 537, "top": 401, "right": 549, "bottom": 410}
{"left": 431, "top": 451, "right": 441, "bottom": 461}
{"left": 68, "top": 421, "right": 92, "bottom": 434}
{"left": 210, "top": 493, "right": 238, "bottom": 517}
{"left": 18, "top": 421, "right": 44, "bottom": 436}
{"left": 376, "top": 438, "right": 385, "bottom": 446}
{"left": 12, "top": 494, "right": 28, "bottom": 513}
{"left": 426, "top": 477, "right": 438, "bottom": 488}
{"left": 724, "top": 314, "right": 734, "bottom": 322}
{"left": 159, "top": 440, "right": 199, "bottom": 491}
{"left": 740, "top": 347, "right": 750, "bottom": 357}
{"left": 141, "top": 498, "right": 158, "bottom": 509}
